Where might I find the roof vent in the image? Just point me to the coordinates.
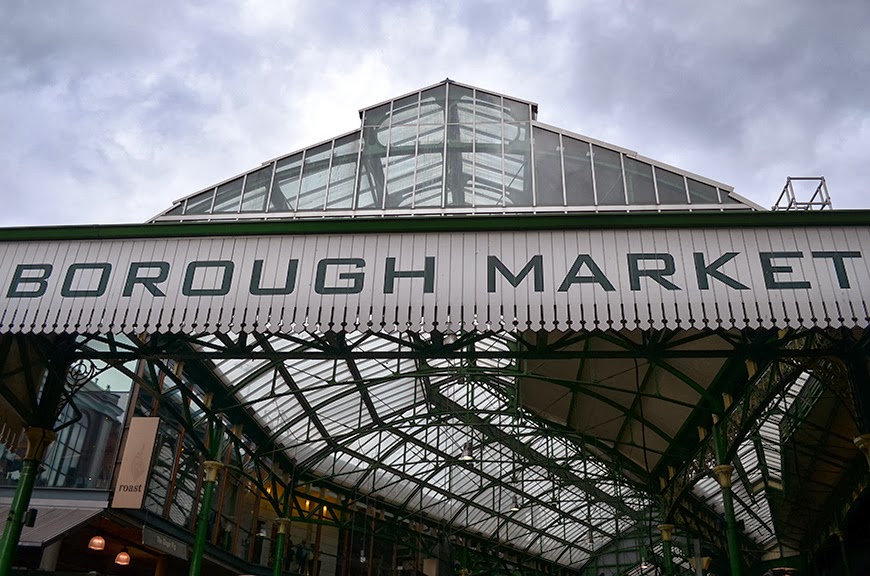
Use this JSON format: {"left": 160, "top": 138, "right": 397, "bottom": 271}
{"left": 772, "top": 177, "right": 831, "bottom": 211}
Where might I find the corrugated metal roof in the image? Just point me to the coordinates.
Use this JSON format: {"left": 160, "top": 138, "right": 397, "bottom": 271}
{"left": 0, "top": 506, "right": 101, "bottom": 547}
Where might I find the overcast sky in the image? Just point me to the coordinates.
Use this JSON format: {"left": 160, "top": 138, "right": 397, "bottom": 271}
{"left": 1, "top": 0, "right": 868, "bottom": 226}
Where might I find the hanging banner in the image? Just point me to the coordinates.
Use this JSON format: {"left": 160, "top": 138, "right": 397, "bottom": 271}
{"left": 112, "top": 417, "right": 160, "bottom": 509}
{"left": 0, "top": 226, "right": 868, "bottom": 333}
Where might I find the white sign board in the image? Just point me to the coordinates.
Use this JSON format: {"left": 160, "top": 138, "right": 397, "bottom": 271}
{"left": 0, "top": 226, "right": 867, "bottom": 334}
{"left": 112, "top": 417, "right": 160, "bottom": 509}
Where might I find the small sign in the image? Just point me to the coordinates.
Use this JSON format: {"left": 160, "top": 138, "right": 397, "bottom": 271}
{"left": 112, "top": 417, "right": 159, "bottom": 509}
{"left": 142, "top": 526, "right": 189, "bottom": 560}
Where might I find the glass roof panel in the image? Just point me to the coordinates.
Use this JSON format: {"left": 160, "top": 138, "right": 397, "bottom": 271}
{"left": 592, "top": 145, "right": 625, "bottom": 206}
{"left": 270, "top": 153, "right": 303, "bottom": 212}
{"left": 364, "top": 102, "right": 391, "bottom": 127}
{"left": 240, "top": 166, "right": 272, "bottom": 212}
{"left": 152, "top": 80, "right": 753, "bottom": 222}
{"left": 474, "top": 91, "right": 502, "bottom": 123}
{"left": 722, "top": 191, "right": 744, "bottom": 204}
{"left": 297, "top": 143, "right": 332, "bottom": 211}
{"left": 419, "top": 84, "right": 446, "bottom": 124}
{"left": 447, "top": 84, "right": 475, "bottom": 124}
{"left": 624, "top": 157, "right": 656, "bottom": 205}
{"left": 655, "top": 166, "right": 689, "bottom": 204}
{"left": 385, "top": 121, "right": 417, "bottom": 208}
{"left": 688, "top": 177, "right": 719, "bottom": 204}
{"left": 413, "top": 124, "right": 444, "bottom": 207}
{"left": 168, "top": 329, "right": 697, "bottom": 573}
{"left": 534, "top": 127, "right": 564, "bottom": 206}
{"left": 325, "top": 134, "right": 360, "bottom": 210}
{"left": 390, "top": 93, "right": 420, "bottom": 126}
{"left": 184, "top": 189, "right": 214, "bottom": 214}
{"left": 504, "top": 97, "right": 532, "bottom": 122}
{"left": 212, "top": 177, "right": 244, "bottom": 213}
{"left": 563, "top": 136, "right": 595, "bottom": 206}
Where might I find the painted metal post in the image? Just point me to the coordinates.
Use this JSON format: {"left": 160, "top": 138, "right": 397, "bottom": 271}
{"left": 712, "top": 464, "right": 741, "bottom": 576}
{"left": 0, "top": 428, "right": 56, "bottom": 576}
{"left": 658, "top": 524, "right": 675, "bottom": 576}
{"left": 273, "top": 518, "right": 291, "bottom": 576}
{"left": 188, "top": 459, "right": 223, "bottom": 576}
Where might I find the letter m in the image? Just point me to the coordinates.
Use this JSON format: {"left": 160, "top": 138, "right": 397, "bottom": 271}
{"left": 487, "top": 255, "right": 544, "bottom": 293}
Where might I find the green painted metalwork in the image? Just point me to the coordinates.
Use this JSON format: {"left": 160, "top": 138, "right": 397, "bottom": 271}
{"left": 188, "top": 477, "right": 217, "bottom": 576}
{"left": 188, "top": 418, "right": 224, "bottom": 576}
{"left": 25, "top": 324, "right": 868, "bottom": 575}
{"left": 662, "top": 539, "right": 674, "bottom": 576}
{"left": 0, "top": 210, "right": 868, "bottom": 243}
{"left": 0, "top": 445, "right": 45, "bottom": 576}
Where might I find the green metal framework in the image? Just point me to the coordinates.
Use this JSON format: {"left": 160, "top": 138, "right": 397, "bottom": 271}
{"left": 1, "top": 321, "right": 866, "bottom": 574}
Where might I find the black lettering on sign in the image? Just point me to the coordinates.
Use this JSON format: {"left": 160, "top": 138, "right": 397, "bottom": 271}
{"left": 487, "top": 255, "right": 544, "bottom": 293}
{"left": 61, "top": 263, "right": 112, "bottom": 298}
{"left": 7, "top": 264, "right": 52, "bottom": 298}
{"left": 315, "top": 258, "right": 365, "bottom": 295}
{"left": 627, "top": 253, "right": 680, "bottom": 291}
{"left": 558, "top": 255, "right": 615, "bottom": 292}
{"left": 759, "top": 252, "right": 810, "bottom": 289}
{"left": 182, "top": 260, "right": 234, "bottom": 296}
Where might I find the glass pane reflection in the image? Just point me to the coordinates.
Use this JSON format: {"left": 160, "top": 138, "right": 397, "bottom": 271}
{"left": 414, "top": 125, "right": 444, "bottom": 207}
{"left": 419, "top": 85, "right": 446, "bottom": 125}
{"left": 592, "top": 146, "right": 625, "bottom": 205}
{"left": 270, "top": 154, "right": 303, "bottom": 212}
{"left": 504, "top": 123, "right": 531, "bottom": 206}
{"left": 297, "top": 144, "right": 332, "bottom": 211}
{"left": 326, "top": 135, "right": 360, "bottom": 210}
{"left": 185, "top": 190, "right": 214, "bottom": 214}
{"left": 241, "top": 166, "right": 272, "bottom": 212}
{"left": 563, "top": 137, "right": 594, "bottom": 205}
{"left": 722, "top": 191, "right": 742, "bottom": 204}
{"left": 624, "top": 157, "right": 656, "bottom": 205}
{"left": 155, "top": 82, "right": 749, "bottom": 219}
{"left": 356, "top": 127, "right": 386, "bottom": 209}
{"left": 533, "top": 127, "right": 563, "bottom": 206}
{"left": 213, "top": 178, "right": 244, "bottom": 213}
{"left": 688, "top": 178, "right": 719, "bottom": 204}
{"left": 445, "top": 123, "right": 473, "bottom": 207}
{"left": 655, "top": 167, "right": 688, "bottom": 204}
{"left": 390, "top": 94, "right": 420, "bottom": 126}
{"left": 473, "top": 123, "right": 503, "bottom": 207}
{"left": 385, "top": 123, "right": 417, "bottom": 208}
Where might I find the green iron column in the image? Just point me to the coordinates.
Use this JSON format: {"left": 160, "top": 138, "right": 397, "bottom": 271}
{"left": 188, "top": 459, "right": 223, "bottom": 576}
{"left": 712, "top": 464, "right": 741, "bottom": 576}
{"left": 658, "top": 524, "right": 675, "bottom": 576}
{"left": 0, "top": 428, "right": 56, "bottom": 576}
{"left": 273, "top": 517, "right": 292, "bottom": 576}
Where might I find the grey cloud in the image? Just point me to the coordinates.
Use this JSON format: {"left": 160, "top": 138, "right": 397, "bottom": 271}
{"left": 0, "top": 0, "right": 867, "bottom": 226}
{"left": 534, "top": 1, "right": 870, "bottom": 207}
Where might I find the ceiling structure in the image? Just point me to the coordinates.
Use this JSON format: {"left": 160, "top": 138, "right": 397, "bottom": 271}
{"left": 1, "top": 80, "right": 868, "bottom": 576}
{"left": 61, "top": 323, "right": 866, "bottom": 575}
